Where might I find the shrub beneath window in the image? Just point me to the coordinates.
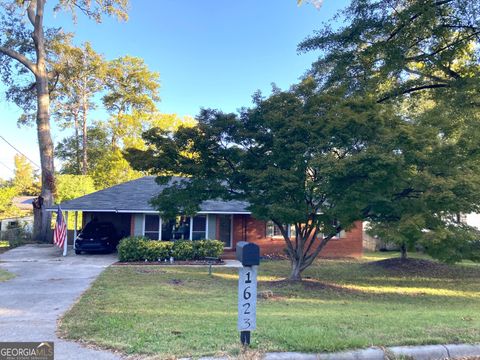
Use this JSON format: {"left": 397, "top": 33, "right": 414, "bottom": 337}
{"left": 117, "top": 237, "right": 224, "bottom": 262}
{"left": 193, "top": 240, "right": 224, "bottom": 259}
{"left": 117, "top": 236, "right": 149, "bottom": 262}
{"left": 144, "top": 241, "right": 174, "bottom": 261}
{"left": 171, "top": 240, "right": 194, "bottom": 260}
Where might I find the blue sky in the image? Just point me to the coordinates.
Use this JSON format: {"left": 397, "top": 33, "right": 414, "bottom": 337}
{"left": 0, "top": 0, "right": 349, "bottom": 179}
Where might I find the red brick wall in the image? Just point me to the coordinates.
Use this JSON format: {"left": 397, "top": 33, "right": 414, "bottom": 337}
{"left": 231, "top": 215, "right": 363, "bottom": 258}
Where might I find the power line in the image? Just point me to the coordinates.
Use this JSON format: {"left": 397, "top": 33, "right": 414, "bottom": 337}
{"left": 0, "top": 160, "right": 15, "bottom": 175}
{"left": 0, "top": 135, "right": 41, "bottom": 169}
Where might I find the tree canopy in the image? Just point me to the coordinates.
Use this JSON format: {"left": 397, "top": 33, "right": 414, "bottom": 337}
{"left": 126, "top": 82, "right": 416, "bottom": 280}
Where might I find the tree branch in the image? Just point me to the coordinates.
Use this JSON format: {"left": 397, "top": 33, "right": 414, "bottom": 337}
{"left": 27, "top": 0, "right": 36, "bottom": 27}
{"left": 0, "top": 46, "right": 36, "bottom": 74}
{"left": 378, "top": 83, "right": 449, "bottom": 103}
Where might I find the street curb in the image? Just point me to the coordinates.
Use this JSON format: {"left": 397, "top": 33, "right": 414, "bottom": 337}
{"left": 261, "top": 344, "right": 480, "bottom": 360}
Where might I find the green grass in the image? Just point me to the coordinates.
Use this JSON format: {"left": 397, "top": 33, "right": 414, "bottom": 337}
{"left": 59, "top": 252, "right": 480, "bottom": 359}
{"left": 0, "top": 268, "right": 14, "bottom": 282}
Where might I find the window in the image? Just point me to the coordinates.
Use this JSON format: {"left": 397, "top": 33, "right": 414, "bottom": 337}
{"left": 191, "top": 215, "right": 207, "bottom": 240}
{"left": 144, "top": 215, "right": 160, "bottom": 240}
{"left": 266, "top": 221, "right": 283, "bottom": 237}
{"left": 166, "top": 216, "right": 190, "bottom": 240}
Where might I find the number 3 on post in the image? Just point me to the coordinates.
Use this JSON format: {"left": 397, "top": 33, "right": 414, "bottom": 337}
{"left": 238, "top": 266, "right": 257, "bottom": 331}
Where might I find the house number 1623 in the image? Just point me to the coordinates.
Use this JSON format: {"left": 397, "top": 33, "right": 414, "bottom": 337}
{"left": 238, "top": 266, "right": 257, "bottom": 331}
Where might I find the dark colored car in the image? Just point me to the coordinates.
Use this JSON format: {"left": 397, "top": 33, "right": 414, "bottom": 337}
{"left": 74, "top": 221, "right": 120, "bottom": 254}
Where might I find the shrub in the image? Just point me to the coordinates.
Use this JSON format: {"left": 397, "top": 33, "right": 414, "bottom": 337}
{"left": 192, "top": 240, "right": 224, "bottom": 259}
{"left": 144, "top": 241, "right": 174, "bottom": 261}
{"left": 172, "top": 240, "right": 194, "bottom": 260}
{"left": 118, "top": 237, "right": 224, "bottom": 262}
{"left": 117, "top": 236, "right": 149, "bottom": 262}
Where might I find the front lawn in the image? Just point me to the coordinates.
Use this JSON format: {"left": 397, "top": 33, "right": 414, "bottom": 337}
{"left": 58, "top": 252, "right": 480, "bottom": 359}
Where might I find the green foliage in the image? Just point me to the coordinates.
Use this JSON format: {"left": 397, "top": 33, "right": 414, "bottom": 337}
{"left": 12, "top": 154, "right": 39, "bottom": 195}
{"left": 299, "top": 0, "right": 480, "bottom": 103}
{"left": 192, "top": 240, "right": 224, "bottom": 259}
{"left": 103, "top": 55, "right": 160, "bottom": 148}
{"left": 55, "top": 174, "right": 96, "bottom": 203}
{"left": 422, "top": 224, "right": 480, "bottom": 264}
{"left": 56, "top": 124, "right": 110, "bottom": 175}
{"left": 296, "top": 0, "right": 480, "bottom": 264}
{"left": 143, "top": 241, "right": 174, "bottom": 262}
{"left": 126, "top": 83, "right": 410, "bottom": 279}
{"left": 117, "top": 237, "right": 223, "bottom": 262}
{"left": 171, "top": 240, "right": 194, "bottom": 261}
{"left": 0, "top": 186, "right": 22, "bottom": 219}
{"left": 117, "top": 236, "right": 149, "bottom": 262}
{"left": 90, "top": 148, "right": 142, "bottom": 189}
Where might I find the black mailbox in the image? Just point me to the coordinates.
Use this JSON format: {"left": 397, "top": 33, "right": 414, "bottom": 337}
{"left": 236, "top": 241, "right": 260, "bottom": 266}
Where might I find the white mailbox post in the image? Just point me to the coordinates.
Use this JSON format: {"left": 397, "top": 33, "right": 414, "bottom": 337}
{"left": 236, "top": 241, "right": 260, "bottom": 346}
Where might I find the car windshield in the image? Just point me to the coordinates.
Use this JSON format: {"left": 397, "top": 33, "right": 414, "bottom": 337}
{"left": 81, "top": 222, "right": 113, "bottom": 237}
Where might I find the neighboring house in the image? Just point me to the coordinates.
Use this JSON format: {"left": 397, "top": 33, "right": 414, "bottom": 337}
{"left": 0, "top": 216, "right": 33, "bottom": 233}
{"left": 47, "top": 176, "right": 363, "bottom": 258}
{"left": 0, "top": 196, "right": 35, "bottom": 233}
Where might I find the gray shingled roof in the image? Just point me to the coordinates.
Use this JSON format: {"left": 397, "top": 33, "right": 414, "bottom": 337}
{"left": 47, "top": 176, "right": 251, "bottom": 213}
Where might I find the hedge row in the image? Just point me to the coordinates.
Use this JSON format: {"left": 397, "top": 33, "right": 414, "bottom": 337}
{"left": 117, "top": 236, "right": 224, "bottom": 262}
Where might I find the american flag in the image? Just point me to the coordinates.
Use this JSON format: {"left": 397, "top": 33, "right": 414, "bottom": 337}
{"left": 53, "top": 206, "right": 67, "bottom": 248}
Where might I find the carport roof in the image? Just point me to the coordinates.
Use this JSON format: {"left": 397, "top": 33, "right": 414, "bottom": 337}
{"left": 47, "top": 176, "right": 251, "bottom": 214}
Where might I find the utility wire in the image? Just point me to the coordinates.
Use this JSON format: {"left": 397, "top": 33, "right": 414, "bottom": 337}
{"left": 0, "top": 160, "right": 15, "bottom": 174}
{"left": 0, "top": 135, "right": 41, "bottom": 169}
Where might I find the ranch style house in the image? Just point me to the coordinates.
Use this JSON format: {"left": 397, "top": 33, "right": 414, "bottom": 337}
{"left": 48, "top": 176, "right": 363, "bottom": 258}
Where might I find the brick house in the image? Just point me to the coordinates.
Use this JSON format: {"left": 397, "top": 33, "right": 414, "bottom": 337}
{"left": 49, "top": 176, "right": 363, "bottom": 258}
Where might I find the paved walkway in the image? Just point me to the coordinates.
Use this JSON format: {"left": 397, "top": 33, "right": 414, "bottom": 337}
{"left": 0, "top": 244, "right": 122, "bottom": 360}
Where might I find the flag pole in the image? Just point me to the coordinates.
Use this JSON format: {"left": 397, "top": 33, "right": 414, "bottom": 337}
{"left": 63, "top": 211, "right": 68, "bottom": 256}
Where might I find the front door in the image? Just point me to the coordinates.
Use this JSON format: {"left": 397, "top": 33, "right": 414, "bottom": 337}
{"left": 217, "top": 214, "right": 232, "bottom": 248}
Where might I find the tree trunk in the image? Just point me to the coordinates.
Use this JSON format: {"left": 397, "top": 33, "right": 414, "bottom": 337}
{"left": 289, "top": 258, "right": 303, "bottom": 281}
{"left": 32, "top": 0, "right": 55, "bottom": 243}
{"left": 400, "top": 243, "right": 408, "bottom": 261}
{"left": 74, "top": 113, "right": 81, "bottom": 174}
{"left": 81, "top": 97, "right": 88, "bottom": 175}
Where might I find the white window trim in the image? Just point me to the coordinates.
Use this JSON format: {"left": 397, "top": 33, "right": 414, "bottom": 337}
{"left": 143, "top": 214, "right": 162, "bottom": 240}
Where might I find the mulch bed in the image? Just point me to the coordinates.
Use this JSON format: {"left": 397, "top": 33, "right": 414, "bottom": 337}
{"left": 113, "top": 259, "right": 225, "bottom": 266}
{"left": 363, "top": 257, "right": 480, "bottom": 278}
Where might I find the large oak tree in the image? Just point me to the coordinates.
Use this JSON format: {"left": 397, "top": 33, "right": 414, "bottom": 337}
{"left": 0, "top": 0, "right": 128, "bottom": 242}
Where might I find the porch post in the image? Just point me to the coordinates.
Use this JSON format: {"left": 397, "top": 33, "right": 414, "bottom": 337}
{"left": 189, "top": 217, "right": 193, "bottom": 240}
{"left": 63, "top": 211, "right": 69, "bottom": 256}
{"left": 73, "top": 211, "right": 78, "bottom": 250}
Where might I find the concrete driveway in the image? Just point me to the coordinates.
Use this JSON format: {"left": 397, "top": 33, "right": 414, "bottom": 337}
{"left": 0, "top": 244, "right": 122, "bottom": 360}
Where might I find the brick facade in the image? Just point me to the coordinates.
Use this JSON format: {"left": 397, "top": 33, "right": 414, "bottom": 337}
{"left": 229, "top": 215, "right": 363, "bottom": 258}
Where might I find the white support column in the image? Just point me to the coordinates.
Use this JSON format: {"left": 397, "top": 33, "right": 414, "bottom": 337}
{"left": 189, "top": 217, "right": 193, "bottom": 240}
{"left": 63, "top": 211, "right": 69, "bottom": 256}
{"left": 205, "top": 214, "right": 209, "bottom": 240}
{"left": 73, "top": 211, "right": 78, "bottom": 250}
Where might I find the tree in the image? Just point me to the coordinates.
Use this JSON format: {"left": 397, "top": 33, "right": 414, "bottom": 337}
{"left": 126, "top": 83, "right": 411, "bottom": 281}
{"left": 298, "top": 0, "right": 480, "bottom": 263}
{"left": 299, "top": 0, "right": 480, "bottom": 104}
{"left": 0, "top": 186, "right": 21, "bottom": 219}
{"left": 56, "top": 123, "right": 110, "bottom": 175}
{"left": 102, "top": 56, "right": 160, "bottom": 148}
{"left": 13, "top": 154, "right": 39, "bottom": 195}
{"left": 55, "top": 174, "right": 95, "bottom": 203}
{"left": 0, "top": 0, "right": 128, "bottom": 242}
{"left": 52, "top": 41, "right": 106, "bottom": 175}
